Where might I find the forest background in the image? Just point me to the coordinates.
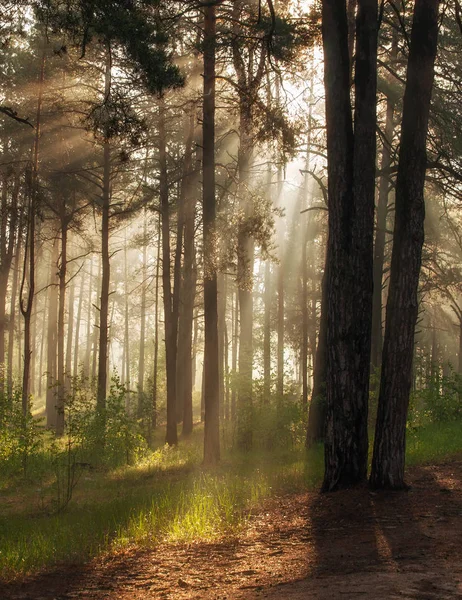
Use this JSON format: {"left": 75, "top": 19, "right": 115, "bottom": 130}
{"left": 1, "top": 0, "right": 462, "bottom": 582}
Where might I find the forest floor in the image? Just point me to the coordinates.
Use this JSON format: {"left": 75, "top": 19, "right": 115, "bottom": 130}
{"left": 2, "top": 458, "right": 462, "bottom": 600}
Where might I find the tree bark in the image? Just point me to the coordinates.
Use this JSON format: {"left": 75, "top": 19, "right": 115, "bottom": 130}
{"left": 322, "top": 0, "right": 377, "bottom": 491}
{"left": 159, "top": 98, "right": 178, "bottom": 446}
{"left": 371, "top": 32, "right": 397, "bottom": 370}
{"left": 370, "top": 0, "right": 440, "bottom": 490}
{"left": 138, "top": 212, "right": 147, "bottom": 414}
{"left": 56, "top": 218, "right": 68, "bottom": 435}
{"left": 97, "top": 52, "right": 112, "bottom": 413}
{"left": 202, "top": 1, "right": 220, "bottom": 464}
{"left": 179, "top": 110, "right": 197, "bottom": 437}
{"left": 73, "top": 267, "right": 84, "bottom": 378}
{"left": 7, "top": 214, "right": 22, "bottom": 400}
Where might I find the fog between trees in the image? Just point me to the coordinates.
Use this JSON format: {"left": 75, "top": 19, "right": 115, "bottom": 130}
{"left": 0, "top": 0, "right": 461, "bottom": 490}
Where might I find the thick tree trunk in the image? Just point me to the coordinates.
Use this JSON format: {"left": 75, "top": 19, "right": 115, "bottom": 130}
{"left": 202, "top": 1, "right": 220, "bottom": 463}
{"left": 322, "top": 0, "right": 377, "bottom": 491}
{"left": 370, "top": 0, "right": 440, "bottom": 490}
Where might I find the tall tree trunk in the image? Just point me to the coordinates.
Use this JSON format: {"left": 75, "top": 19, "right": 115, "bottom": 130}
{"left": 0, "top": 173, "right": 19, "bottom": 398}
{"left": 123, "top": 238, "right": 130, "bottom": 392}
{"left": 159, "top": 99, "right": 178, "bottom": 446}
{"left": 231, "top": 288, "right": 238, "bottom": 422}
{"left": 322, "top": 0, "right": 377, "bottom": 491}
{"left": 66, "top": 264, "right": 75, "bottom": 379}
{"left": 370, "top": 0, "right": 440, "bottom": 490}
{"left": 97, "top": 52, "right": 112, "bottom": 413}
{"left": 83, "top": 257, "right": 93, "bottom": 377}
{"left": 46, "top": 240, "right": 59, "bottom": 428}
{"left": 138, "top": 213, "right": 147, "bottom": 413}
{"left": 306, "top": 268, "right": 328, "bottom": 446}
{"left": 371, "top": 32, "right": 397, "bottom": 370}
{"left": 7, "top": 218, "right": 22, "bottom": 399}
{"left": 179, "top": 110, "right": 197, "bottom": 438}
{"left": 152, "top": 214, "right": 161, "bottom": 431}
{"left": 56, "top": 218, "right": 67, "bottom": 435}
{"left": 202, "top": 1, "right": 220, "bottom": 464}
{"left": 73, "top": 267, "right": 84, "bottom": 378}
{"left": 263, "top": 260, "right": 271, "bottom": 401}
{"left": 91, "top": 256, "right": 100, "bottom": 382}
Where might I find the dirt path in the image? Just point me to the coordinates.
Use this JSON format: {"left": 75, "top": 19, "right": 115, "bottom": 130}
{"left": 3, "top": 460, "right": 462, "bottom": 599}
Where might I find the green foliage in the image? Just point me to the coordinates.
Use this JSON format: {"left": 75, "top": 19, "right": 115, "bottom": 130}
{"left": 36, "top": 0, "right": 184, "bottom": 93}
{"left": 0, "top": 387, "right": 44, "bottom": 479}
{"left": 101, "top": 376, "right": 147, "bottom": 466}
{"left": 408, "top": 364, "right": 462, "bottom": 428}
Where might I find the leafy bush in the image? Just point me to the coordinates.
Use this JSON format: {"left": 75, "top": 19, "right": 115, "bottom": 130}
{"left": 0, "top": 386, "right": 44, "bottom": 479}
{"left": 408, "top": 364, "right": 462, "bottom": 427}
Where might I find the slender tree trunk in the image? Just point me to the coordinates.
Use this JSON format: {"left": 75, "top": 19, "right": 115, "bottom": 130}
{"left": 179, "top": 111, "right": 197, "bottom": 437}
{"left": 159, "top": 99, "right": 178, "bottom": 446}
{"left": 21, "top": 49, "right": 45, "bottom": 415}
{"left": 202, "top": 1, "right": 220, "bottom": 463}
{"left": 91, "top": 256, "right": 100, "bottom": 382}
{"left": 231, "top": 289, "right": 238, "bottom": 422}
{"left": 46, "top": 240, "right": 59, "bottom": 428}
{"left": 371, "top": 0, "right": 440, "bottom": 490}
{"left": 7, "top": 220, "right": 22, "bottom": 399}
{"left": 371, "top": 33, "right": 397, "bottom": 370}
{"left": 306, "top": 268, "right": 328, "bottom": 446}
{"left": 218, "top": 273, "right": 226, "bottom": 418}
{"left": 263, "top": 260, "right": 271, "bottom": 401}
{"left": 0, "top": 174, "right": 19, "bottom": 398}
{"left": 138, "top": 213, "right": 147, "bottom": 414}
{"left": 73, "top": 267, "right": 84, "bottom": 378}
{"left": 66, "top": 264, "right": 75, "bottom": 379}
{"left": 56, "top": 219, "right": 67, "bottom": 435}
{"left": 123, "top": 238, "right": 130, "bottom": 392}
{"left": 152, "top": 214, "right": 161, "bottom": 431}
{"left": 97, "top": 52, "right": 112, "bottom": 413}
{"left": 84, "top": 257, "right": 93, "bottom": 377}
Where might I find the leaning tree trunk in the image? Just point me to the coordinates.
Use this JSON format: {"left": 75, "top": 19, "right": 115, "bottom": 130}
{"left": 202, "top": 1, "right": 220, "bottom": 464}
{"left": 370, "top": 0, "right": 440, "bottom": 490}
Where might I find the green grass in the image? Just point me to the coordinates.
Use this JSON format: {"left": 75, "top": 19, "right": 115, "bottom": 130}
{"left": 406, "top": 420, "right": 462, "bottom": 466}
{"left": 0, "top": 420, "right": 461, "bottom": 581}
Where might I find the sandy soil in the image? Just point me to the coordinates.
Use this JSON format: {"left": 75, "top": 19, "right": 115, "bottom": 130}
{"left": 3, "top": 460, "right": 462, "bottom": 599}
